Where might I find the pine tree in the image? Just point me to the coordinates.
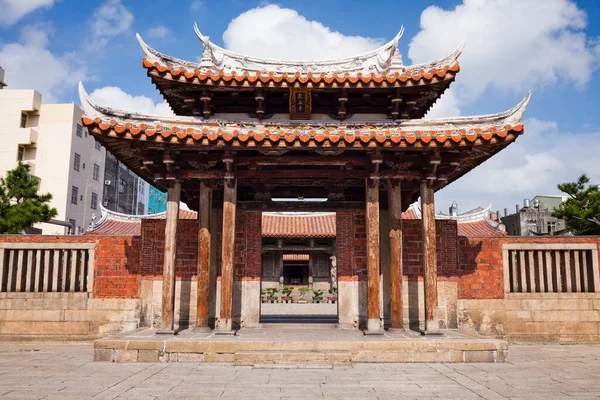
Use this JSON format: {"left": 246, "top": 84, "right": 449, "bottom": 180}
{"left": 0, "top": 162, "right": 57, "bottom": 234}
{"left": 552, "top": 174, "right": 600, "bottom": 235}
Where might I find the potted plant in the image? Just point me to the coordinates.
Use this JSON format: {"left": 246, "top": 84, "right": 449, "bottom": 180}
{"left": 260, "top": 290, "right": 269, "bottom": 303}
{"left": 312, "top": 289, "right": 324, "bottom": 303}
{"left": 265, "top": 287, "right": 279, "bottom": 303}
{"left": 327, "top": 286, "right": 338, "bottom": 304}
{"left": 297, "top": 286, "right": 309, "bottom": 304}
{"left": 281, "top": 286, "right": 294, "bottom": 303}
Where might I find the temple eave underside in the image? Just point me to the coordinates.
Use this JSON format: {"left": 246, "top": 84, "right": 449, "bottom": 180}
{"left": 80, "top": 86, "right": 530, "bottom": 212}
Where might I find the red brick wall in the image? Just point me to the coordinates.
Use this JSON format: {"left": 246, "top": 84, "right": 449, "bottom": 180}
{"left": 234, "top": 211, "right": 262, "bottom": 281}
{"left": 336, "top": 210, "right": 368, "bottom": 280}
{"left": 457, "top": 236, "right": 600, "bottom": 299}
{"left": 140, "top": 219, "right": 199, "bottom": 279}
{"left": 401, "top": 220, "right": 458, "bottom": 280}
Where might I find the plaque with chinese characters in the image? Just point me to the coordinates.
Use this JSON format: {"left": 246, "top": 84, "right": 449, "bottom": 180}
{"left": 289, "top": 88, "right": 312, "bottom": 120}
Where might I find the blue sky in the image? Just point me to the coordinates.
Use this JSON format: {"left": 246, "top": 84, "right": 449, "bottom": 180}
{"left": 1, "top": 0, "right": 599, "bottom": 214}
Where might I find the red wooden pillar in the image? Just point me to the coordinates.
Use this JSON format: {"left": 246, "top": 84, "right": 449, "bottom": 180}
{"left": 158, "top": 181, "right": 180, "bottom": 333}
{"left": 421, "top": 181, "right": 439, "bottom": 333}
{"left": 218, "top": 178, "right": 237, "bottom": 332}
{"left": 196, "top": 180, "right": 212, "bottom": 330}
{"left": 388, "top": 180, "right": 403, "bottom": 329}
{"left": 366, "top": 178, "right": 382, "bottom": 333}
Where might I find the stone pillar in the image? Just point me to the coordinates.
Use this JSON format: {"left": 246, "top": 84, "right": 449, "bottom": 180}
{"left": 421, "top": 181, "right": 439, "bottom": 333}
{"left": 217, "top": 179, "right": 237, "bottom": 333}
{"left": 196, "top": 180, "right": 212, "bottom": 330}
{"left": 158, "top": 181, "right": 180, "bottom": 333}
{"left": 366, "top": 179, "right": 382, "bottom": 333}
{"left": 388, "top": 179, "right": 403, "bottom": 330}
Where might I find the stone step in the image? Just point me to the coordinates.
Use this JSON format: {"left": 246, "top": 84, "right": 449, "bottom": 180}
{"left": 257, "top": 323, "right": 339, "bottom": 329}
{"left": 234, "top": 350, "right": 352, "bottom": 366}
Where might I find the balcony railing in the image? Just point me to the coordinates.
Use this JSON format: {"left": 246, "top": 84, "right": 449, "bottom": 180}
{"left": 503, "top": 244, "right": 599, "bottom": 294}
{"left": 0, "top": 243, "right": 95, "bottom": 293}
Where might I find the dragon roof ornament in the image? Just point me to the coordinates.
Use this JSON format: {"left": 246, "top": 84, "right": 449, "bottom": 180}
{"left": 137, "top": 25, "right": 464, "bottom": 77}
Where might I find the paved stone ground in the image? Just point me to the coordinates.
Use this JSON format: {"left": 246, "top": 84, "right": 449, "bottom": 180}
{"left": 0, "top": 343, "right": 599, "bottom": 399}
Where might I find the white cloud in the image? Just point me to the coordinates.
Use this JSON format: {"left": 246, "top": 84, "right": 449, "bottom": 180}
{"left": 190, "top": 1, "right": 205, "bottom": 11}
{"left": 91, "top": 0, "right": 134, "bottom": 49}
{"left": 222, "top": 4, "right": 384, "bottom": 60}
{"left": 0, "top": 24, "right": 86, "bottom": 102}
{"left": 146, "top": 25, "right": 170, "bottom": 39}
{"left": 0, "top": 0, "right": 56, "bottom": 27}
{"left": 89, "top": 86, "right": 174, "bottom": 117}
{"left": 409, "top": 0, "right": 600, "bottom": 117}
{"left": 436, "top": 119, "right": 600, "bottom": 212}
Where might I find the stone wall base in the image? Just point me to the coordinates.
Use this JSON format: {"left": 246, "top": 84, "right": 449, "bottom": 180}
{"left": 0, "top": 292, "right": 140, "bottom": 339}
{"left": 458, "top": 294, "right": 600, "bottom": 343}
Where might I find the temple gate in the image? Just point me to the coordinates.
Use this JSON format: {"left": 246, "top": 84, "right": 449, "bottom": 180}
{"left": 79, "top": 25, "right": 530, "bottom": 334}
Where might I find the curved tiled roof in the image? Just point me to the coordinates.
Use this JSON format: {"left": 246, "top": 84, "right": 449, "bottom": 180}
{"left": 87, "top": 206, "right": 196, "bottom": 236}
{"left": 404, "top": 203, "right": 506, "bottom": 237}
{"left": 88, "top": 206, "right": 503, "bottom": 237}
{"left": 79, "top": 83, "right": 529, "bottom": 147}
{"left": 136, "top": 26, "right": 464, "bottom": 86}
{"left": 262, "top": 213, "right": 336, "bottom": 238}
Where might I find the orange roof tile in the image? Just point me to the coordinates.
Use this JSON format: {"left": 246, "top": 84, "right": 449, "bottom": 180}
{"left": 262, "top": 213, "right": 336, "bottom": 238}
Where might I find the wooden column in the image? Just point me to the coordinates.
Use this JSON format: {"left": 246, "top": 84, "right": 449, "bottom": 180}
{"left": 420, "top": 181, "right": 439, "bottom": 333}
{"left": 159, "top": 181, "right": 180, "bottom": 333}
{"left": 218, "top": 179, "right": 237, "bottom": 332}
{"left": 366, "top": 178, "right": 382, "bottom": 333}
{"left": 388, "top": 179, "right": 403, "bottom": 330}
{"left": 196, "top": 180, "right": 212, "bottom": 330}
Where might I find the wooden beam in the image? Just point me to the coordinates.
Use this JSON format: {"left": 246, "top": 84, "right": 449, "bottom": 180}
{"left": 159, "top": 181, "right": 180, "bottom": 333}
{"left": 237, "top": 156, "right": 365, "bottom": 167}
{"left": 388, "top": 179, "right": 403, "bottom": 330}
{"left": 420, "top": 181, "right": 439, "bottom": 333}
{"left": 236, "top": 170, "right": 363, "bottom": 180}
{"left": 218, "top": 179, "right": 237, "bottom": 332}
{"left": 262, "top": 246, "right": 333, "bottom": 252}
{"left": 237, "top": 201, "right": 365, "bottom": 211}
{"left": 366, "top": 178, "right": 382, "bottom": 333}
{"left": 196, "top": 180, "right": 212, "bottom": 330}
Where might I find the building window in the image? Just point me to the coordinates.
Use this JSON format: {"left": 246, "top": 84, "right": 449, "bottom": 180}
{"left": 95, "top": 140, "right": 101, "bottom": 151}
{"left": 137, "top": 202, "right": 144, "bottom": 215}
{"left": 91, "top": 192, "right": 98, "bottom": 210}
{"left": 73, "top": 153, "right": 81, "bottom": 171}
{"left": 20, "top": 113, "right": 27, "bottom": 128}
{"left": 119, "top": 178, "right": 126, "bottom": 194}
{"left": 17, "top": 146, "right": 24, "bottom": 161}
{"left": 71, "top": 186, "right": 78, "bottom": 204}
{"left": 76, "top": 124, "right": 83, "bottom": 137}
{"left": 93, "top": 163, "right": 100, "bottom": 181}
{"left": 548, "top": 222, "right": 557, "bottom": 234}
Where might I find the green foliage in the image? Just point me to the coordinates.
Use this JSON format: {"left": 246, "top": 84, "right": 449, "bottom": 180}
{"left": 552, "top": 174, "right": 600, "bottom": 235}
{"left": 0, "top": 162, "right": 57, "bottom": 234}
{"left": 282, "top": 287, "right": 293, "bottom": 296}
{"left": 312, "top": 289, "right": 324, "bottom": 297}
{"left": 329, "top": 286, "right": 337, "bottom": 295}
{"left": 298, "top": 286, "right": 309, "bottom": 298}
{"left": 265, "top": 287, "right": 278, "bottom": 297}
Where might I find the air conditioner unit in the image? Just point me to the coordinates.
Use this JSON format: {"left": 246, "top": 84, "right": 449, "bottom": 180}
{"left": 104, "top": 180, "right": 111, "bottom": 185}
{"left": 103, "top": 200, "right": 109, "bottom": 206}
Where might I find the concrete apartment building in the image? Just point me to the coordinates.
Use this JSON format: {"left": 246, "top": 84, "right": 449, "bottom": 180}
{"left": 501, "top": 198, "right": 567, "bottom": 236}
{"left": 0, "top": 66, "right": 106, "bottom": 234}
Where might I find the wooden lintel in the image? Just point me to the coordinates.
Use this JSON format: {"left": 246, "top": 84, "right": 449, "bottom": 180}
{"left": 237, "top": 201, "right": 365, "bottom": 211}
{"left": 178, "top": 171, "right": 225, "bottom": 179}
{"left": 236, "top": 170, "right": 363, "bottom": 180}
{"left": 237, "top": 156, "right": 365, "bottom": 167}
{"left": 262, "top": 246, "right": 333, "bottom": 252}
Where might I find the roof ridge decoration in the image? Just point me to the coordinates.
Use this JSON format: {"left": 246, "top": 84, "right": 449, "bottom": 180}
{"left": 193, "top": 23, "right": 405, "bottom": 74}
{"left": 137, "top": 26, "right": 464, "bottom": 80}
{"left": 408, "top": 202, "right": 505, "bottom": 234}
{"left": 79, "top": 82, "right": 530, "bottom": 147}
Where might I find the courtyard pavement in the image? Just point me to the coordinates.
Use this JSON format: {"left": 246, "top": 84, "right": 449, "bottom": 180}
{"left": 0, "top": 343, "right": 599, "bottom": 399}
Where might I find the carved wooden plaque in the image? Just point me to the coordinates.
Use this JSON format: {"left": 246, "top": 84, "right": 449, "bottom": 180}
{"left": 289, "top": 88, "right": 312, "bottom": 120}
